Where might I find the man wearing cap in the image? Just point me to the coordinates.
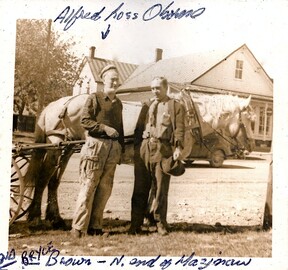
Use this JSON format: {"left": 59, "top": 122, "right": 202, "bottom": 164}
{"left": 129, "top": 76, "right": 185, "bottom": 235}
{"left": 71, "top": 64, "right": 124, "bottom": 238}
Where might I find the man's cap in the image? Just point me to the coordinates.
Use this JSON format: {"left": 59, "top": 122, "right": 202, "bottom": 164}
{"left": 99, "top": 64, "right": 117, "bottom": 79}
{"left": 160, "top": 156, "right": 185, "bottom": 177}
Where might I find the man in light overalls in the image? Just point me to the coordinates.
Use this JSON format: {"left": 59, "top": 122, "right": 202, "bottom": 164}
{"left": 71, "top": 65, "right": 124, "bottom": 238}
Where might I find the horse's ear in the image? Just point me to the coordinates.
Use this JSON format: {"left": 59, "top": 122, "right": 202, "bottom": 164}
{"left": 240, "top": 95, "right": 251, "bottom": 111}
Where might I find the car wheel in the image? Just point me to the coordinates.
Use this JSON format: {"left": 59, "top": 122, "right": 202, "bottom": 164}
{"left": 210, "top": 150, "right": 225, "bottom": 168}
{"left": 184, "top": 160, "right": 194, "bottom": 166}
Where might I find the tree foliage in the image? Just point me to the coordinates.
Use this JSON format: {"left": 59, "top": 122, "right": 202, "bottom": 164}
{"left": 14, "top": 19, "right": 81, "bottom": 116}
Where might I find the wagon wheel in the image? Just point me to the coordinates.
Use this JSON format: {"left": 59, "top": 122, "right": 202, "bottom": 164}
{"left": 10, "top": 155, "right": 34, "bottom": 225}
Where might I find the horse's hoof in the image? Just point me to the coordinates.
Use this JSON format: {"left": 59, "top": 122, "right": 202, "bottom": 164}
{"left": 28, "top": 218, "right": 52, "bottom": 231}
{"left": 51, "top": 219, "right": 69, "bottom": 231}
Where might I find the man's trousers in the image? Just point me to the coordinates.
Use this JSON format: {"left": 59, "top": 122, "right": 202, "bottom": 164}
{"left": 72, "top": 136, "right": 121, "bottom": 233}
{"left": 130, "top": 139, "right": 171, "bottom": 229}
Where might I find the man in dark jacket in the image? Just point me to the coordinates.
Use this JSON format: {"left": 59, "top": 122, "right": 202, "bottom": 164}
{"left": 129, "top": 76, "right": 185, "bottom": 235}
{"left": 71, "top": 64, "right": 124, "bottom": 238}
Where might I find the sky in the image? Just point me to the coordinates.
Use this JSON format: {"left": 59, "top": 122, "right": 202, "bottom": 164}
{"left": 0, "top": 0, "right": 288, "bottom": 268}
{"left": 48, "top": 0, "right": 283, "bottom": 78}
{"left": 46, "top": 0, "right": 286, "bottom": 80}
{"left": 1, "top": 0, "right": 286, "bottom": 77}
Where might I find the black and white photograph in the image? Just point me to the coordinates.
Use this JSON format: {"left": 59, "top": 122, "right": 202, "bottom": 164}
{"left": 0, "top": 0, "right": 287, "bottom": 269}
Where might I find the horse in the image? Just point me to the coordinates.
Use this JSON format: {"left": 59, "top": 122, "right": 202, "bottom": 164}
{"left": 23, "top": 90, "right": 255, "bottom": 229}
{"left": 170, "top": 90, "right": 256, "bottom": 156}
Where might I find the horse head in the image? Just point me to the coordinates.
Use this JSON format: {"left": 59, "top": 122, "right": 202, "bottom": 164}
{"left": 175, "top": 91, "right": 256, "bottom": 158}
{"left": 224, "top": 96, "right": 256, "bottom": 155}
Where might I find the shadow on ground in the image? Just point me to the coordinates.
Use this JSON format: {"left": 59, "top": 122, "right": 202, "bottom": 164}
{"left": 9, "top": 218, "right": 266, "bottom": 239}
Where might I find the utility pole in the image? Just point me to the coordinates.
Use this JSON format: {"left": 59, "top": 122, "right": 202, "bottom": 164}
{"left": 263, "top": 143, "right": 273, "bottom": 230}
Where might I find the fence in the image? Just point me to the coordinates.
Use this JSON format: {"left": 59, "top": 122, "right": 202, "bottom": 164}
{"left": 13, "top": 114, "right": 36, "bottom": 133}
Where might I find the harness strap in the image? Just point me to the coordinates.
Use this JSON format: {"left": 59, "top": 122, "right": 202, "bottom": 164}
{"left": 179, "top": 90, "right": 202, "bottom": 144}
{"left": 204, "top": 111, "right": 247, "bottom": 153}
{"left": 42, "top": 144, "right": 73, "bottom": 183}
{"left": 49, "top": 96, "right": 81, "bottom": 141}
{"left": 168, "top": 98, "right": 176, "bottom": 146}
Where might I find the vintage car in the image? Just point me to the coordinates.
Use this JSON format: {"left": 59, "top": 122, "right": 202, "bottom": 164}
{"left": 184, "top": 130, "right": 240, "bottom": 168}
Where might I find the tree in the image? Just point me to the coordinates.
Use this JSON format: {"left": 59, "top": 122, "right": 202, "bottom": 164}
{"left": 14, "top": 19, "right": 81, "bottom": 117}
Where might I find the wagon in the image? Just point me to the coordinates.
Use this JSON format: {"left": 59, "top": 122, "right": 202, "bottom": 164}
{"left": 10, "top": 137, "right": 135, "bottom": 226}
{"left": 10, "top": 140, "right": 85, "bottom": 226}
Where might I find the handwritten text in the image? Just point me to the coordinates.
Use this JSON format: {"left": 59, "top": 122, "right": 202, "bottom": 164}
{"left": 54, "top": 1, "right": 206, "bottom": 39}
{"left": 1, "top": 244, "right": 253, "bottom": 269}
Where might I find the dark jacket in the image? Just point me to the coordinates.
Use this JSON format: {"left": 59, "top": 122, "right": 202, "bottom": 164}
{"left": 81, "top": 92, "right": 125, "bottom": 151}
{"left": 135, "top": 97, "right": 185, "bottom": 149}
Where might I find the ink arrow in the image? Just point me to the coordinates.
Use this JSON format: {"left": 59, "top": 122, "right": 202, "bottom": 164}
{"left": 101, "top": 24, "right": 111, "bottom": 39}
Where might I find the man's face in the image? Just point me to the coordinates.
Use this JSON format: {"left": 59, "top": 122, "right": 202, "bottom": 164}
{"left": 103, "top": 69, "right": 119, "bottom": 95}
{"left": 151, "top": 79, "right": 167, "bottom": 101}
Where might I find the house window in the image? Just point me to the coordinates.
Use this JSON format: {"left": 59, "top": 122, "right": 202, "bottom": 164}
{"left": 258, "top": 106, "right": 272, "bottom": 136}
{"left": 235, "top": 60, "right": 243, "bottom": 79}
{"left": 266, "top": 107, "right": 273, "bottom": 136}
{"left": 258, "top": 107, "right": 265, "bottom": 135}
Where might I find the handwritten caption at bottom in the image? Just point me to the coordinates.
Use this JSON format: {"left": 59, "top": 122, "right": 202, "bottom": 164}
{"left": 0, "top": 242, "right": 252, "bottom": 269}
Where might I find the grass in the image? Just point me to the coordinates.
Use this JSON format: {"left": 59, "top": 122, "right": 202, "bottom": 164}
{"left": 9, "top": 219, "right": 272, "bottom": 258}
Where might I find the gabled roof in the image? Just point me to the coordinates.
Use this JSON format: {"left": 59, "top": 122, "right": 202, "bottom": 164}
{"left": 118, "top": 47, "right": 230, "bottom": 91}
{"left": 118, "top": 44, "right": 273, "bottom": 92}
{"left": 193, "top": 44, "right": 273, "bottom": 84}
{"left": 83, "top": 56, "right": 138, "bottom": 85}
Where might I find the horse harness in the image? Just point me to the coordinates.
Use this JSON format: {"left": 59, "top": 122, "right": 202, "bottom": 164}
{"left": 44, "top": 95, "right": 82, "bottom": 181}
{"left": 45, "top": 95, "right": 81, "bottom": 142}
{"left": 201, "top": 110, "right": 249, "bottom": 156}
{"left": 181, "top": 91, "right": 249, "bottom": 156}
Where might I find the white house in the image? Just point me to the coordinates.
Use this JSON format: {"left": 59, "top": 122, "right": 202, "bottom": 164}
{"left": 116, "top": 44, "right": 273, "bottom": 151}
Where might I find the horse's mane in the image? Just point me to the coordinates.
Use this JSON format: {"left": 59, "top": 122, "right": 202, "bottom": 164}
{"left": 192, "top": 93, "right": 244, "bottom": 122}
{"left": 168, "top": 91, "right": 249, "bottom": 128}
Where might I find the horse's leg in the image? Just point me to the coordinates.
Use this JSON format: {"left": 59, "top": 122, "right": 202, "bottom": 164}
{"left": 45, "top": 147, "right": 74, "bottom": 230}
{"left": 27, "top": 151, "right": 56, "bottom": 228}
{"left": 28, "top": 148, "right": 65, "bottom": 228}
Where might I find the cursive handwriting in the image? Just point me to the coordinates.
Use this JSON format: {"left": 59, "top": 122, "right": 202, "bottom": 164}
{"left": 104, "top": 2, "right": 139, "bottom": 21}
{"left": 21, "top": 241, "right": 58, "bottom": 266}
{"left": 1, "top": 245, "right": 253, "bottom": 269}
{"left": 130, "top": 255, "right": 161, "bottom": 267}
{"left": 54, "top": 2, "right": 205, "bottom": 39}
{"left": 54, "top": 6, "right": 105, "bottom": 31}
{"left": 175, "top": 252, "right": 252, "bottom": 269}
{"left": 142, "top": 1, "right": 206, "bottom": 21}
{"left": 0, "top": 249, "right": 16, "bottom": 270}
{"left": 45, "top": 250, "right": 92, "bottom": 267}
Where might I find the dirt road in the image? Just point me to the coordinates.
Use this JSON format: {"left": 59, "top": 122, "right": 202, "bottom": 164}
{"left": 55, "top": 153, "right": 271, "bottom": 227}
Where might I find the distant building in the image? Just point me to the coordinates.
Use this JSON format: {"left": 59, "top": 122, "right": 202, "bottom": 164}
{"left": 72, "top": 46, "right": 138, "bottom": 96}
{"left": 117, "top": 44, "right": 273, "bottom": 151}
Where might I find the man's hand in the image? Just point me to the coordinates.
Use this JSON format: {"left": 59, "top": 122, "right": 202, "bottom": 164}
{"left": 104, "top": 125, "right": 119, "bottom": 138}
{"left": 173, "top": 147, "right": 183, "bottom": 161}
